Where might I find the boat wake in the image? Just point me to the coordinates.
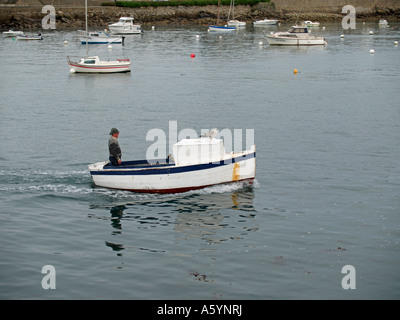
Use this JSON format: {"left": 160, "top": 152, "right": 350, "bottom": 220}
{"left": 0, "top": 168, "right": 258, "bottom": 200}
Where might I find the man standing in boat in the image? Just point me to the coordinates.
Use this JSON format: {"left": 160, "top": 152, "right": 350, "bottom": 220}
{"left": 109, "top": 128, "right": 122, "bottom": 166}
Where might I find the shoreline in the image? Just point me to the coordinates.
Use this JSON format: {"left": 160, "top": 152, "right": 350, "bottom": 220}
{"left": 1, "top": 4, "right": 400, "bottom": 30}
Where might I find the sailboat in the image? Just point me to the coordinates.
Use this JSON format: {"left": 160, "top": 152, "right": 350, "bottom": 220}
{"left": 227, "top": 0, "right": 246, "bottom": 28}
{"left": 67, "top": 0, "right": 131, "bottom": 74}
{"left": 208, "top": 0, "right": 236, "bottom": 32}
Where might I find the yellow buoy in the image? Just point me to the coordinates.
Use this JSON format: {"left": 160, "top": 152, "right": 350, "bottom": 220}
{"left": 294, "top": 69, "right": 298, "bottom": 74}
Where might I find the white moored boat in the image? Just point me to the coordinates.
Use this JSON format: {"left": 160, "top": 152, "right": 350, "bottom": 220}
{"left": 89, "top": 137, "right": 256, "bottom": 194}
{"left": 379, "top": 19, "right": 389, "bottom": 27}
{"left": 302, "top": 20, "right": 320, "bottom": 27}
{"left": 227, "top": 20, "right": 246, "bottom": 28}
{"left": 16, "top": 34, "right": 43, "bottom": 40}
{"left": 253, "top": 18, "right": 278, "bottom": 26}
{"left": 266, "top": 25, "right": 327, "bottom": 46}
{"left": 108, "top": 17, "right": 142, "bottom": 35}
{"left": 3, "top": 30, "right": 24, "bottom": 37}
{"left": 208, "top": 0, "right": 237, "bottom": 32}
{"left": 227, "top": 0, "right": 246, "bottom": 28}
{"left": 67, "top": 56, "right": 131, "bottom": 73}
{"left": 79, "top": 31, "right": 123, "bottom": 44}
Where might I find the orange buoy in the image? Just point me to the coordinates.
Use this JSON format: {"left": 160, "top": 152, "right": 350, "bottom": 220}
{"left": 294, "top": 68, "right": 298, "bottom": 74}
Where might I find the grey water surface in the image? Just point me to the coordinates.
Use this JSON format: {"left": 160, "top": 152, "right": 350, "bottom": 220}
{"left": 0, "top": 22, "right": 399, "bottom": 299}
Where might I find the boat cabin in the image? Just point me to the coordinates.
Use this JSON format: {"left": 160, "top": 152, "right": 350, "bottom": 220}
{"left": 79, "top": 56, "right": 100, "bottom": 65}
{"left": 117, "top": 17, "right": 134, "bottom": 25}
{"left": 172, "top": 138, "right": 225, "bottom": 166}
{"left": 288, "top": 26, "right": 309, "bottom": 34}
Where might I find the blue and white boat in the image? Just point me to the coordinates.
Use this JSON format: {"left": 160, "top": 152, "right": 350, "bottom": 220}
{"left": 16, "top": 34, "right": 43, "bottom": 40}
{"left": 208, "top": 25, "right": 237, "bottom": 32}
{"left": 208, "top": 0, "right": 237, "bottom": 33}
{"left": 89, "top": 137, "right": 256, "bottom": 194}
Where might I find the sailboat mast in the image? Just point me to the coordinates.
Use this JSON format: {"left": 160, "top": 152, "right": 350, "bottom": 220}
{"left": 217, "top": 0, "right": 220, "bottom": 25}
{"left": 85, "top": 0, "right": 88, "bottom": 56}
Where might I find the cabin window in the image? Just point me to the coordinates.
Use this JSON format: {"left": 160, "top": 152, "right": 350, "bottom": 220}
{"left": 84, "top": 60, "right": 96, "bottom": 64}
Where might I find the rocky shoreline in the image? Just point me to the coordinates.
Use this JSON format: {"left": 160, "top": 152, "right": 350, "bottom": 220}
{"left": 1, "top": 4, "right": 399, "bottom": 30}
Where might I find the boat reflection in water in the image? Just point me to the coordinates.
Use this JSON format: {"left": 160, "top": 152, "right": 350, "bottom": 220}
{"left": 88, "top": 182, "right": 257, "bottom": 253}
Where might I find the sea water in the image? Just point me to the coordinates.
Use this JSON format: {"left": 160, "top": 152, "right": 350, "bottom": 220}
{"left": 0, "top": 22, "right": 399, "bottom": 299}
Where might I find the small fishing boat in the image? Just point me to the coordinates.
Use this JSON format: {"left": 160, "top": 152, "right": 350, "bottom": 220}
{"left": 89, "top": 136, "right": 256, "bottom": 194}
{"left": 3, "top": 30, "right": 24, "bottom": 37}
{"left": 253, "top": 18, "right": 278, "bottom": 26}
{"left": 266, "top": 25, "right": 327, "bottom": 46}
{"left": 302, "top": 20, "right": 320, "bottom": 27}
{"left": 108, "top": 17, "right": 142, "bottom": 35}
{"left": 16, "top": 34, "right": 43, "bottom": 40}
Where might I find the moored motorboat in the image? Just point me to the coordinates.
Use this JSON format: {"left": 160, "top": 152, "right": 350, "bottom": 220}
{"left": 227, "top": 20, "right": 246, "bottom": 28}
{"left": 16, "top": 34, "right": 43, "bottom": 40}
{"left": 108, "top": 17, "right": 142, "bottom": 35}
{"left": 3, "top": 30, "right": 24, "bottom": 37}
{"left": 253, "top": 18, "right": 278, "bottom": 26}
{"left": 266, "top": 25, "right": 327, "bottom": 46}
{"left": 379, "top": 19, "right": 389, "bottom": 27}
{"left": 302, "top": 20, "right": 320, "bottom": 27}
{"left": 89, "top": 137, "right": 256, "bottom": 193}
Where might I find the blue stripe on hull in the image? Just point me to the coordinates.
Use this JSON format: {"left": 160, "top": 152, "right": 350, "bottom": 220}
{"left": 90, "top": 152, "right": 255, "bottom": 176}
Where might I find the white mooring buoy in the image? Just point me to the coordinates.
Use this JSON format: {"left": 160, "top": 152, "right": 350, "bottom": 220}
{"left": 369, "top": 49, "right": 375, "bottom": 54}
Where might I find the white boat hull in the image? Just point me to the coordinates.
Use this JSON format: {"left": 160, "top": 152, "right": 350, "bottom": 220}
{"left": 266, "top": 35, "right": 326, "bottom": 46}
{"left": 16, "top": 35, "right": 42, "bottom": 40}
{"left": 253, "top": 19, "right": 278, "bottom": 26}
{"left": 109, "top": 26, "right": 142, "bottom": 35}
{"left": 80, "top": 36, "right": 122, "bottom": 44}
{"left": 68, "top": 56, "right": 131, "bottom": 73}
{"left": 89, "top": 146, "right": 256, "bottom": 193}
{"left": 3, "top": 30, "right": 24, "bottom": 37}
{"left": 208, "top": 25, "right": 237, "bottom": 32}
{"left": 227, "top": 20, "right": 246, "bottom": 27}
